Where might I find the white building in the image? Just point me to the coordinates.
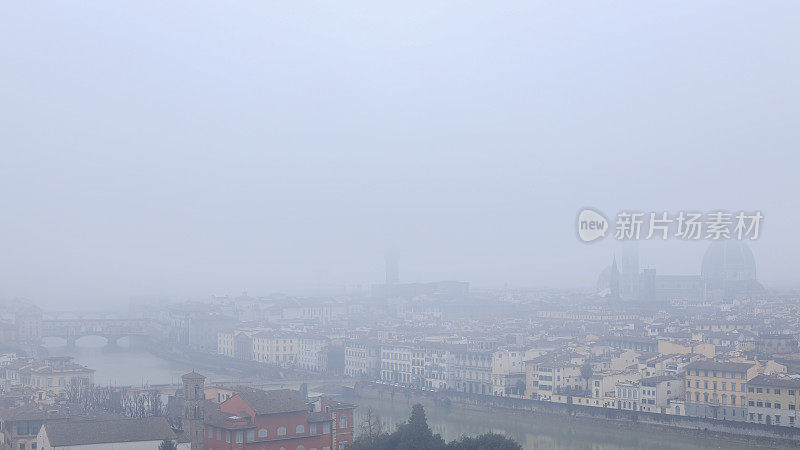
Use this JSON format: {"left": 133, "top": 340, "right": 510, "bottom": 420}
{"left": 381, "top": 344, "right": 414, "bottom": 385}
{"left": 639, "top": 375, "right": 685, "bottom": 414}
{"left": 491, "top": 346, "right": 526, "bottom": 396}
{"left": 296, "top": 333, "right": 330, "bottom": 372}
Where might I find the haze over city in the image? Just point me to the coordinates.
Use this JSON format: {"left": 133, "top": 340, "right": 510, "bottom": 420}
{"left": 2, "top": 1, "right": 799, "bottom": 308}
{"left": 4, "top": 3, "right": 800, "bottom": 450}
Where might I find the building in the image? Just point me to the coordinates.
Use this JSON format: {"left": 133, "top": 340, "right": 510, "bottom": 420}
{"left": 3, "top": 357, "right": 94, "bottom": 398}
{"left": 182, "top": 371, "right": 206, "bottom": 450}
{"left": 639, "top": 375, "right": 684, "bottom": 414}
{"left": 657, "top": 340, "right": 715, "bottom": 359}
{"left": 746, "top": 374, "right": 800, "bottom": 427}
{"left": 526, "top": 351, "right": 586, "bottom": 399}
{"left": 701, "top": 241, "right": 765, "bottom": 301}
{"left": 252, "top": 332, "right": 298, "bottom": 367}
{"left": 371, "top": 280, "right": 469, "bottom": 302}
{"left": 491, "top": 347, "right": 526, "bottom": 396}
{"left": 615, "top": 380, "right": 641, "bottom": 410}
{"left": 422, "top": 344, "right": 451, "bottom": 391}
{"left": 204, "top": 387, "right": 335, "bottom": 450}
{"left": 0, "top": 403, "right": 76, "bottom": 450}
{"left": 589, "top": 371, "right": 640, "bottom": 402}
{"left": 754, "top": 335, "right": 798, "bottom": 357}
{"left": 380, "top": 345, "right": 414, "bottom": 386}
{"left": 344, "top": 341, "right": 381, "bottom": 379}
{"left": 450, "top": 348, "right": 493, "bottom": 395}
{"left": 37, "top": 417, "right": 184, "bottom": 450}
{"left": 296, "top": 334, "right": 330, "bottom": 373}
{"left": 14, "top": 305, "right": 42, "bottom": 346}
{"left": 684, "top": 360, "right": 758, "bottom": 421}
{"left": 312, "top": 397, "right": 356, "bottom": 450}
{"left": 604, "top": 336, "right": 658, "bottom": 353}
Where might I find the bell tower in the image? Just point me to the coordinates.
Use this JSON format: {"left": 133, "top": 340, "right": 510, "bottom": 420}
{"left": 181, "top": 371, "right": 206, "bottom": 450}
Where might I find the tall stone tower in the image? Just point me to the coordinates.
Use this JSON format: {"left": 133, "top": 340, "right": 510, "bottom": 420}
{"left": 609, "top": 256, "right": 620, "bottom": 301}
{"left": 182, "top": 371, "right": 206, "bottom": 450}
{"left": 620, "top": 242, "right": 639, "bottom": 301}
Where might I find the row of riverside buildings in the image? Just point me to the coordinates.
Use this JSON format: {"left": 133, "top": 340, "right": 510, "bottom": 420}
{"left": 343, "top": 333, "right": 800, "bottom": 428}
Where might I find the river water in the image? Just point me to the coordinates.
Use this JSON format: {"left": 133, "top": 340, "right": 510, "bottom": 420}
{"left": 44, "top": 337, "right": 760, "bottom": 449}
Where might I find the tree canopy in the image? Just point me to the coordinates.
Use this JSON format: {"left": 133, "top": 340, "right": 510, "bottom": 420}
{"left": 158, "top": 440, "right": 177, "bottom": 450}
{"left": 349, "top": 404, "right": 521, "bottom": 450}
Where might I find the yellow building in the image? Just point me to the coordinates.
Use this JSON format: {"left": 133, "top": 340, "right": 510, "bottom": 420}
{"left": 684, "top": 360, "right": 758, "bottom": 421}
{"left": 746, "top": 374, "right": 800, "bottom": 427}
{"left": 4, "top": 357, "right": 93, "bottom": 398}
{"left": 657, "top": 340, "right": 715, "bottom": 358}
{"left": 525, "top": 351, "right": 586, "bottom": 399}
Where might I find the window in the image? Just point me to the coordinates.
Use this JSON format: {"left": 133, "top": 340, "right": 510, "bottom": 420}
{"left": 278, "top": 427, "right": 287, "bottom": 436}
{"left": 310, "top": 423, "right": 317, "bottom": 434}
{"left": 296, "top": 425, "right": 305, "bottom": 433}
{"left": 208, "top": 427, "right": 214, "bottom": 439}
{"left": 258, "top": 428, "right": 268, "bottom": 438}
{"left": 226, "top": 431, "right": 231, "bottom": 443}
{"left": 236, "top": 431, "right": 243, "bottom": 443}
{"left": 323, "top": 423, "right": 331, "bottom": 434}
{"left": 297, "top": 447, "right": 306, "bottom": 450}
{"left": 340, "top": 415, "right": 347, "bottom": 428}
{"left": 775, "top": 389, "right": 781, "bottom": 395}
{"left": 247, "top": 429, "right": 255, "bottom": 442}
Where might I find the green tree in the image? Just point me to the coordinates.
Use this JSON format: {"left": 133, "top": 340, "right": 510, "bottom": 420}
{"left": 447, "top": 433, "right": 522, "bottom": 450}
{"left": 350, "top": 405, "right": 522, "bottom": 450}
{"left": 395, "top": 404, "right": 446, "bottom": 450}
{"left": 580, "top": 362, "right": 594, "bottom": 395}
{"left": 158, "top": 440, "right": 177, "bottom": 450}
{"left": 514, "top": 379, "right": 526, "bottom": 396}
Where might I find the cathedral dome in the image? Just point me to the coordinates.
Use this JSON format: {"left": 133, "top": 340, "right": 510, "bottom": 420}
{"left": 701, "top": 240, "right": 763, "bottom": 300}
{"left": 701, "top": 240, "right": 757, "bottom": 282}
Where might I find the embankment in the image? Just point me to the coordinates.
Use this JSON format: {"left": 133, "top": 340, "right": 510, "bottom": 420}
{"left": 354, "top": 382, "right": 800, "bottom": 448}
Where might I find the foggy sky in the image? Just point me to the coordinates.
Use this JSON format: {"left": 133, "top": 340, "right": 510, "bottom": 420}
{"left": 1, "top": 1, "right": 799, "bottom": 307}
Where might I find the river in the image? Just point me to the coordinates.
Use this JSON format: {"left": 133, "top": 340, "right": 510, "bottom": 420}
{"left": 43, "top": 337, "right": 761, "bottom": 449}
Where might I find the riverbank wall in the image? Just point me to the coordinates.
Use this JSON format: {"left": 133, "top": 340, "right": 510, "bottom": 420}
{"left": 354, "top": 382, "right": 800, "bottom": 447}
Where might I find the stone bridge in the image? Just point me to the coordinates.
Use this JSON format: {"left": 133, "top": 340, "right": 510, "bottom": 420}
{"left": 42, "top": 318, "right": 152, "bottom": 346}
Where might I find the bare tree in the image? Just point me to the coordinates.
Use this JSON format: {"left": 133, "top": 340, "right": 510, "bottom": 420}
{"left": 358, "top": 407, "right": 386, "bottom": 445}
